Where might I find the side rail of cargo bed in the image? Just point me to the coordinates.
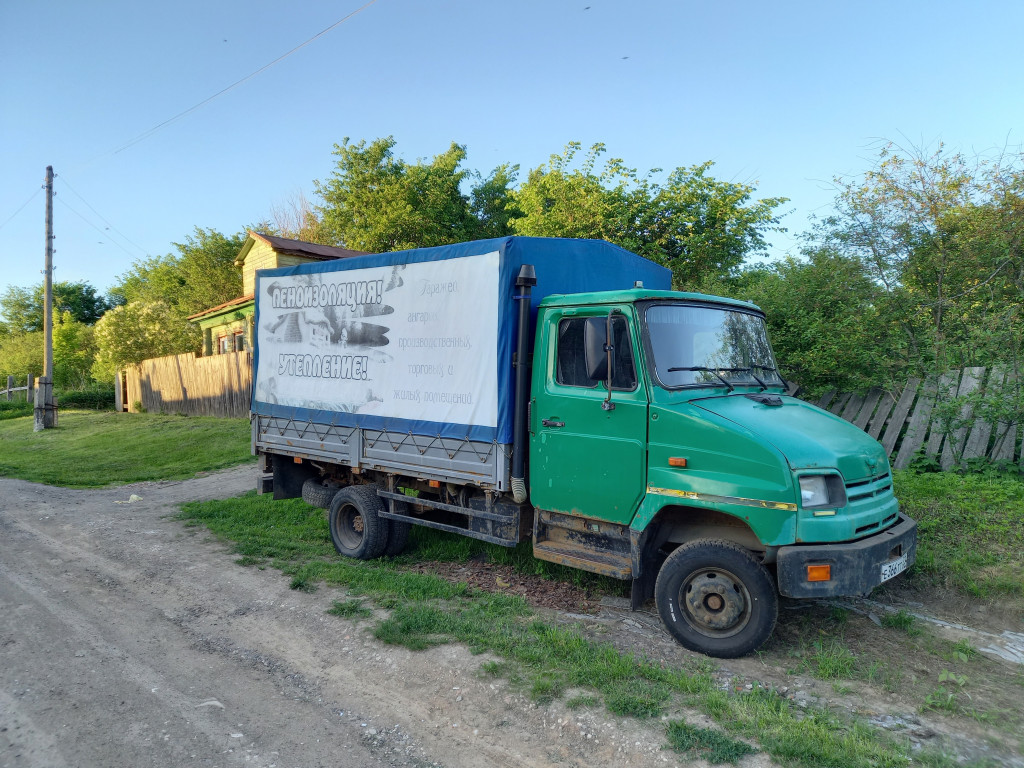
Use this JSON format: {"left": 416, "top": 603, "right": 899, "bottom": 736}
{"left": 253, "top": 414, "right": 511, "bottom": 490}
{"left": 377, "top": 482, "right": 526, "bottom": 547}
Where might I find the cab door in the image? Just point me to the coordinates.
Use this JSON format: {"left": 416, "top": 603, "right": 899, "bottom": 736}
{"left": 529, "top": 308, "right": 648, "bottom": 525}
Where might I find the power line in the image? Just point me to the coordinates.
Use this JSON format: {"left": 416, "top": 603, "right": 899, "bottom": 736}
{"left": 56, "top": 176, "right": 148, "bottom": 257}
{"left": 0, "top": 187, "right": 42, "bottom": 231}
{"left": 100, "top": 0, "right": 380, "bottom": 160}
{"left": 55, "top": 197, "right": 138, "bottom": 259}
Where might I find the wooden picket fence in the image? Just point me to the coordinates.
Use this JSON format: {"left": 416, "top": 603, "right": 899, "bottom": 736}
{"left": 812, "top": 367, "right": 1022, "bottom": 470}
{"left": 122, "top": 351, "right": 252, "bottom": 418}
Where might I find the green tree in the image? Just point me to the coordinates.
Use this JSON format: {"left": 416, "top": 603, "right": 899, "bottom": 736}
{"left": 0, "top": 313, "right": 97, "bottom": 388}
{"left": 731, "top": 249, "right": 895, "bottom": 395}
{"left": 0, "top": 280, "right": 110, "bottom": 333}
{"left": 511, "top": 142, "right": 631, "bottom": 242}
{"left": 510, "top": 143, "right": 788, "bottom": 289}
{"left": 111, "top": 227, "right": 244, "bottom": 316}
{"left": 0, "top": 331, "right": 43, "bottom": 381}
{"left": 315, "top": 137, "right": 480, "bottom": 252}
{"left": 642, "top": 163, "right": 789, "bottom": 288}
{"left": 170, "top": 228, "right": 245, "bottom": 313}
{"left": 109, "top": 254, "right": 185, "bottom": 308}
{"left": 90, "top": 301, "right": 199, "bottom": 381}
{"left": 469, "top": 163, "right": 520, "bottom": 240}
{"left": 52, "top": 311, "right": 97, "bottom": 389}
{"left": 817, "top": 142, "right": 1024, "bottom": 378}
{"left": 101, "top": 227, "right": 244, "bottom": 372}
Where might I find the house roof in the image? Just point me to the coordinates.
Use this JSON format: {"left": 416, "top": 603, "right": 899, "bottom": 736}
{"left": 187, "top": 294, "right": 255, "bottom": 321}
{"left": 234, "top": 231, "right": 369, "bottom": 266}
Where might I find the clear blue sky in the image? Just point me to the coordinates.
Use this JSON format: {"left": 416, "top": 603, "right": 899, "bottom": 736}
{"left": 2, "top": 0, "right": 1022, "bottom": 299}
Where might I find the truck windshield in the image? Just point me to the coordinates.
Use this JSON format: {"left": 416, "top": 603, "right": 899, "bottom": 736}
{"left": 643, "top": 304, "right": 784, "bottom": 389}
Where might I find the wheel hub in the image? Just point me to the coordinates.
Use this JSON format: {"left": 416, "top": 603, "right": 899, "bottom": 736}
{"left": 683, "top": 570, "right": 746, "bottom": 631}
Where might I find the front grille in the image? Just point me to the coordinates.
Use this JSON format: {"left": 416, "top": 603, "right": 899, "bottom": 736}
{"left": 845, "top": 472, "right": 893, "bottom": 503}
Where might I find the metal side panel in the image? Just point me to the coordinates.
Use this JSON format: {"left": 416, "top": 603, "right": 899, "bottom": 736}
{"left": 255, "top": 416, "right": 512, "bottom": 490}
{"left": 361, "top": 429, "right": 511, "bottom": 490}
{"left": 255, "top": 415, "right": 359, "bottom": 465}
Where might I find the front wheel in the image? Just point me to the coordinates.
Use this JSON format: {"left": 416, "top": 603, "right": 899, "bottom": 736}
{"left": 654, "top": 539, "right": 778, "bottom": 658}
{"left": 328, "top": 485, "right": 389, "bottom": 560}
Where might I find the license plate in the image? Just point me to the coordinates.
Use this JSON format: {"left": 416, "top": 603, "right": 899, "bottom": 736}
{"left": 880, "top": 553, "right": 908, "bottom": 583}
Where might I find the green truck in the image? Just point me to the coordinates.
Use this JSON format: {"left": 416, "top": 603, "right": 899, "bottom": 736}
{"left": 252, "top": 236, "right": 916, "bottom": 658}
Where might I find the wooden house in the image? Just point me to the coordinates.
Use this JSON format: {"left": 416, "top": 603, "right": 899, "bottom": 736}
{"left": 188, "top": 232, "right": 367, "bottom": 356}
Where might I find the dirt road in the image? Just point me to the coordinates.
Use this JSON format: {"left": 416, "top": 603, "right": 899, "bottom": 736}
{"left": 0, "top": 468, "right": 694, "bottom": 768}
{"left": 4, "top": 468, "right": 1022, "bottom": 767}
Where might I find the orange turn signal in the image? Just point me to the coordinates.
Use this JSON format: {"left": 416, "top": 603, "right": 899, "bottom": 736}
{"left": 293, "top": 456, "right": 303, "bottom": 464}
{"left": 806, "top": 564, "right": 831, "bottom": 582}
{"left": 428, "top": 480, "right": 441, "bottom": 488}
{"left": 668, "top": 457, "right": 688, "bottom": 468}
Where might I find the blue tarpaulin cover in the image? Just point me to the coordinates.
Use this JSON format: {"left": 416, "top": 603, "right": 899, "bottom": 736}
{"left": 252, "top": 236, "right": 671, "bottom": 444}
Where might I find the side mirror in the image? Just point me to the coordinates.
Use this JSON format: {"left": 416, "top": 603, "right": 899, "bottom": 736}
{"left": 584, "top": 314, "right": 617, "bottom": 411}
{"left": 584, "top": 316, "right": 612, "bottom": 382}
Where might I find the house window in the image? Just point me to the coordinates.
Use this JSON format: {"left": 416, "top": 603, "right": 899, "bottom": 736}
{"left": 233, "top": 330, "right": 245, "bottom": 352}
{"left": 218, "top": 335, "right": 231, "bottom": 354}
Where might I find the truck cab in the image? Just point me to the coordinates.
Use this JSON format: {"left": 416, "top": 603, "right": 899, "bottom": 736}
{"left": 528, "top": 289, "right": 916, "bottom": 657}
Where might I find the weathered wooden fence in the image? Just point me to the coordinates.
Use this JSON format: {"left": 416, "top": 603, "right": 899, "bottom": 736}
{"left": 813, "top": 367, "right": 1022, "bottom": 470}
{"left": 2, "top": 374, "right": 35, "bottom": 401}
{"left": 123, "top": 351, "right": 252, "bottom": 418}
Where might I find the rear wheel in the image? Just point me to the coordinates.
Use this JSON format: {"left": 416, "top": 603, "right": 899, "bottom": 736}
{"left": 380, "top": 498, "right": 412, "bottom": 557}
{"left": 302, "top": 477, "right": 341, "bottom": 509}
{"left": 385, "top": 519, "right": 411, "bottom": 557}
{"left": 328, "top": 485, "right": 389, "bottom": 560}
{"left": 654, "top": 539, "right": 778, "bottom": 658}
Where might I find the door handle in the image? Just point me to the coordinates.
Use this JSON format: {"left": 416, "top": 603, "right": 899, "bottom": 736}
{"left": 542, "top": 419, "right": 565, "bottom": 428}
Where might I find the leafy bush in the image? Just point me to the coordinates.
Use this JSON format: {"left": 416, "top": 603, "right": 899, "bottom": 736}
{"left": 57, "top": 384, "right": 115, "bottom": 410}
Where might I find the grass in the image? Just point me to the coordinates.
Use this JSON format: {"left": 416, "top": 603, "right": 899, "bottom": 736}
{"left": 0, "top": 400, "right": 33, "bottom": 421}
{"left": 805, "top": 639, "right": 856, "bottom": 680}
{"left": 0, "top": 411, "right": 254, "bottom": 486}
{"left": 665, "top": 720, "right": 757, "bottom": 764}
{"left": 565, "top": 694, "right": 599, "bottom": 709}
{"left": 895, "top": 470, "right": 1024, "bottom": 598}
{"left": 880, "top": 609, "right": 921, "bottom": 636}
{"left": 178, "top": 491, "right": 943, "bottom": 768}
{"left": 327, "top": 599, "right": 373, "bottom": 621}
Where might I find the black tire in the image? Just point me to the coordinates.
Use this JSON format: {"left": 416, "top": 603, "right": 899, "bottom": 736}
{"left": 302, "top": 477, "right": 341, "bottom": 509}
{"left": 654, "top": 539, "right": 778, "bottom": 658}
{"left": 328, "top": 485, "right": 389, "bottom": 560}
{"left": 383, "top": 500, "right": 412, "bottom": 557}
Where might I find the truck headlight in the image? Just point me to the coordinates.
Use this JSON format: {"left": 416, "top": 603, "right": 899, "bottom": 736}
{"left": 799, "top": 474, "right": 846, "bottom": 508}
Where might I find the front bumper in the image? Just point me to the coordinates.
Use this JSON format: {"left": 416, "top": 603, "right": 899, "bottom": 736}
{"left": 776, "top": 515, "right": 917, "bottom": 598}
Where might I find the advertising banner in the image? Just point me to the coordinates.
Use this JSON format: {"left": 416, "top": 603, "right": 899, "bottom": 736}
{"left": 254, "top": 251, "right": 500, "bottom": 431}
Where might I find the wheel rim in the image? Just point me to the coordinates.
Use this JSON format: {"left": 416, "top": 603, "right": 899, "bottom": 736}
{"left": 334, "top": 504, "right": 365, "bottom": 550}
{"left": 678, "top": 567, "right": 752, "bottom": 639}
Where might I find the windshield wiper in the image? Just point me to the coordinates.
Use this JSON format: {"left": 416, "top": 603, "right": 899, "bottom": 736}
{"left": 666, "top": 366, "right": 743, "bottom": 392}
{"left": 750, "top": 362, "right": 788, "bottom": 391}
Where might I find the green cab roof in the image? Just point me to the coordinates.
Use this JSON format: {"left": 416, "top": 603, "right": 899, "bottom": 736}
{"left": 537, "top": 288, "right": 762, "bottom": 313}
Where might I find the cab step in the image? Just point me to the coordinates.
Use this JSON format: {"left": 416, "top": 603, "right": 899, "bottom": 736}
{"left": 532, "top": 509, "right": 634, "bottom": 579}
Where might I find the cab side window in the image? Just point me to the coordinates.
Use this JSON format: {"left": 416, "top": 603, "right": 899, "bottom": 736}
{"left": 555, "top": 316, "right": 637, "bottom": 390}
{"left": 556, "top": 318, "right": 597, "bottom": 388}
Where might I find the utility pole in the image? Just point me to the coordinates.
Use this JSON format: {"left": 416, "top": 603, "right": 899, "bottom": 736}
{"left": 35, "top": 165, "right": 55, "bottom": 431}
{"left": 43, "top": 166, "right": 54, "bottom": 380}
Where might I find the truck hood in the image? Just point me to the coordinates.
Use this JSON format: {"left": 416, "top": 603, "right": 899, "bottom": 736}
{"left": 689, "top": 394, "right": 889, "bottom": 481}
